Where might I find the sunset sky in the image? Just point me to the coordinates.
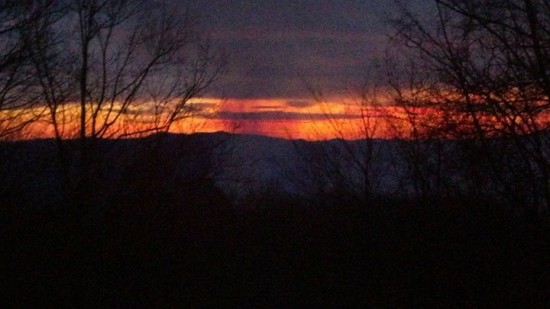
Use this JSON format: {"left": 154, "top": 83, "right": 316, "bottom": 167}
{"left": 174, "top": 0, "right": 424, "bottom": 140}
{"left": 13, "top": 1, "right": 432, "bottom": 141}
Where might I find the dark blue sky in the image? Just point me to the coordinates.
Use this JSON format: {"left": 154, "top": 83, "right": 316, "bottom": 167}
{"left": 188, "top": 0, "right": 405, "bottom": 99}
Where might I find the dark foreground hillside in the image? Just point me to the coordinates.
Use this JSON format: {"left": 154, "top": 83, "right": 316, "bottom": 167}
{"left": 2, "top": 195, "right": 548, "bottom": 307}
{"left": 0, "top": 134, "right": 548, "bottom": 306}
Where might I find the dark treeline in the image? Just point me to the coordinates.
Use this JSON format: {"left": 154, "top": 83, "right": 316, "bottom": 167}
{"left": 1, "top": 0, "right": 550, "bottom": 306}
{"left": 1, "top": 134, "right": 548, "bottom": 307}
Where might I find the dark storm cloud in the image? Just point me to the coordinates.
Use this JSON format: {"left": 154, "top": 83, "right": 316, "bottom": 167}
{"left": 187, "top": 0, "right": 400, "bottom": 99}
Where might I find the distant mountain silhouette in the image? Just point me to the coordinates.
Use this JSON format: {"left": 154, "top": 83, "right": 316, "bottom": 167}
{"left": 2, "top": 132, "right": 548, "bottom": 307}
{"left": 1, "top": 131, "right": 548, "bottom": 208}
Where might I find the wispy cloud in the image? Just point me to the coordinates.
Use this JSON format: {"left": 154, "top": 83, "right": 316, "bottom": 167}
{"left": 253, "top": 105, "right": 283, "bottom": 110}
{"left": 188, "top": 0, "right": 393, "bottom": 99}
{"left": 212, "top": 28, "right": 370, "bottom": 42}
{"left": 211, "top": 111, "right": 363, "bottom": 121}
{"left": 285, "top": 100, "right": 316, "bottom": 108}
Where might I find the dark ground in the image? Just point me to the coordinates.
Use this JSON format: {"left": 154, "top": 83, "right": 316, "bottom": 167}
{"left": 0, "top": 135, "right": 548, "bottom": 306}
{"left": 1, "top": 194, "right": 548, "bottom": 307}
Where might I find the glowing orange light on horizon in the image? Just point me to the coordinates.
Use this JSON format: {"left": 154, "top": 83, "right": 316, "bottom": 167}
{"left": 8, "top": 95, "right": 533, "bottom": 141}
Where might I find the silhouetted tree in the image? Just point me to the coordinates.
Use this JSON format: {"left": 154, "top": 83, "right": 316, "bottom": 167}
{"left": 294, "top": 78, "right": 391, "bottom": 205}
{"left": 383, "top": 55, "right": 462, "bottom": 201}
{"left": 0, "top": 1, "right": 57, "bottom": 140}
{"left": 390, "top": 0, "right": 550, "bottom": 212}
{"left": 0, "top": 1, "right": 59, "bottom": 202}
{"left": 24, "top": 0, "right": 226, "bottom": 207}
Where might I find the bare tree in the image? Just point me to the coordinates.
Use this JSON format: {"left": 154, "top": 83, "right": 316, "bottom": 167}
{"left": 24, "top": 0, "right": 226, "bottom": 207}
{"left": 389, "top": 0, "right": 550, "bottom": 212}
{"left": 292, "top": 77, "right": 391, "bottom": 205}
{"left": 382, "top": 53, "right": 464, "bottom": 201}
{"left": 0, "top": 1, "right": 60, "bottom": 203}
{"left": 0, "top": 1, "right": 56, "bottom": 140}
